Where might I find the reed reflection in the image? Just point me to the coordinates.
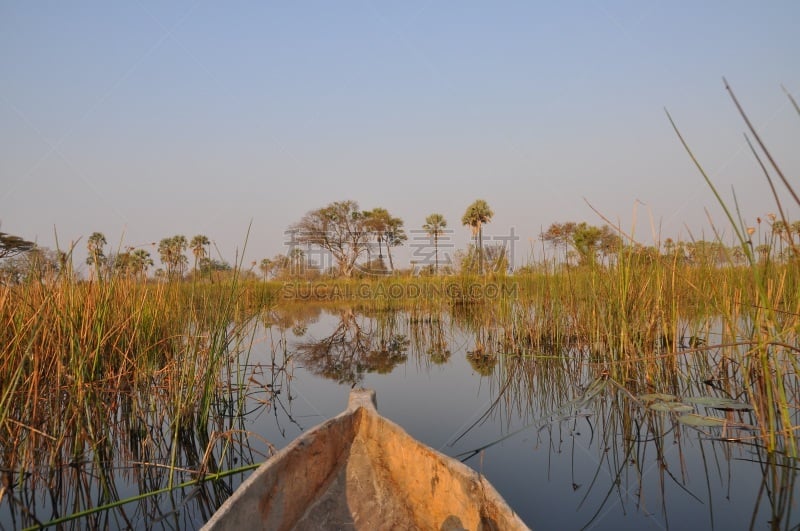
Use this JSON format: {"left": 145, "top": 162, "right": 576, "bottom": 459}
{"left": 408, "top": 311, "right": 451, "bottom": 365}
{"left": 455, "top": 323, "right": 799, "bottom": 530}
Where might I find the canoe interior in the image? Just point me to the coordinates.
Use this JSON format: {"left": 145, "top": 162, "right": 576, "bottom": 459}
{"left": 203, "top": 390, "right": 529, "bottom": 530}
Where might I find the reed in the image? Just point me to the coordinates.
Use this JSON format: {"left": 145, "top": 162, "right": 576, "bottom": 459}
{"left": 664, "top": 82, "right": 800, "bottom": 455}
{"left": 0, "top": 258, "right": 280, "bottom": 527}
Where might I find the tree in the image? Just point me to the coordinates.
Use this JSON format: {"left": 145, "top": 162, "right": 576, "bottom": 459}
{"left": 0, "top": 231, "right": 35, "bottom": 259}
{"left": 383, "top": 215, "right": 406, "bottom": 272}
{"left": 572, "top": 224, "right": 604, "bottom": 265}
{"left": 199, "top": 258, "right": 231, "bottom": 275}
{"left": 363, "top": 208, "right": 407, "bottom": 274}
{"left": 190, "top": 235, "right": 210, "bottom": 273}
{"left": 110, "top": 248, "right": 153, "bottom": 279}
{"left": 289, "top": 248, "right": 306, "bottom": 276}
{"left": 422, "top": 213, "right": 447, "bottom": 274}
{"left": 461, "top": 200, "right": 493, "bottom": 274}
{"left": 259, "top": 258, "right": 272, "bottom": 281}
{"left": 792, "top": 221, "right": 800, "bottom": 240}
{"left": 273, "top": 254, "right": 292, "bottom": 278}
{"left": 541, "top": 222, "right": 621, "bottom": 266}
{"left": 131, "top": 249, "right": 154, "bottom": 278}
{"left": 457, "top": 243, "right": 508, "bottom": 274}
{"left": 0, "top": 246, "right": 61, "bottom": 284}
{"left": 290, "top": 200, "right": 372, "bottom": 278}
{"left": 158, "top": 235, "right": 188, "bottom": 279}
{"left": 364, "top": 208, "right": 390, "bottom": 265}
{"left": 541, "top": 222, "right": 577, "bottom": 263}
{"left": 86, "top": 232, "right": 107, "bottom": 278}
{"left": 685, "top": 240, "right": 728, "bottom": 267}
{"left": 755, "top": 243, "right": 772, "bottom": 264}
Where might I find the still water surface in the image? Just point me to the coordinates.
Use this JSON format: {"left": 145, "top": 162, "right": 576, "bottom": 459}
{"left": 2, "top": 304, "right": 795, "bottom": 530}
{"left": 244, "top": 306, "right": 795, "bottom": 530}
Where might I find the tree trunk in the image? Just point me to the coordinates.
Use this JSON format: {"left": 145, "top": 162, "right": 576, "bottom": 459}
{"left": 386, "top": 237, "right": 395, "bottom": 272}
{"left": 478, "top": 223, "right": 484, "bottom": 275}
{"left": 434, "top": 233, "right": 439, "bottom": 274}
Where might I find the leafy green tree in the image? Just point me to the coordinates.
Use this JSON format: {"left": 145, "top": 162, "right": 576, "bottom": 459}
{"left": 792, "top": 221, "right": 800, "bottom": 239}
{"left": 383, "top": 215, "right": 406, "bottom": 272}
{"left": 111, "top": 248, "right": 153, "bottom": 278}
{"left": 542, "top": 222, "right": 621, "bottom": 266}
{"left": 685, "top": 240, "right": 728, "bottom": 267}
{"left": 422, "top": 213, "right": 447, "bottom": 274}
{"left": 86, "top": 232, "right": 107, "bottom": 278}
{"left": 190, "top": 234, "right": 210, "bottom": 273}
{"left": 541, "top": 222, "right": 576, "bottom": 263}
{"left": 109, "top": 251, "right": 132, "bottom": 276}
{"left": 461, "top": 200, "right": 493, "bottom": 274}
{"left": 572, "top": 224, "right": 604, "bottom": 265}
{"left": 0, "top": 231, "right": 35, "bottom": 259}
{"left": 199, "top": 258, "right": 231, "bottom": 274}
{"left": 289, "top": 248, "right": 306, "bottom": 276}
{"left": 755, "top": 243, "right": 772, "bottom": 264}
{"left": 262, "top": 254, "right": 290, "bottom": 280}
{"left": 364, "top": 208, "right": 390, "bottom": 264}
{"left": 259, "top": 258, "right": 272, "bottom": 281}
{"left": 457, "top": 243, "right": 507, "bottom": 274}
{"left": 131, "top": 249, "right": 154, "bottom": 277}
{"left": 363, "top": 208, "right": 407, "bottom": 274}
{"left": 0, "top": 246, "right": 61, "bottom": 284}
{"left": 290, "top": 200, "right": 372, "bottom": 277}
{"left": 158, "top": 235, "right": 188, "bottom": 279}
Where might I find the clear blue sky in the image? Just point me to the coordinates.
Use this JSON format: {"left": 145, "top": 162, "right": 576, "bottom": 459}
{"left": 2, "top": 1, "right": 799, "bottom": 271}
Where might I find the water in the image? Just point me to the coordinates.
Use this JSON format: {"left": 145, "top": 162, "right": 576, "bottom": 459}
{"left": 236, "top": 307, "right": 798, "bottom": 530}
{"left": 2, "top": 305, "right": 796, "bottom": 530}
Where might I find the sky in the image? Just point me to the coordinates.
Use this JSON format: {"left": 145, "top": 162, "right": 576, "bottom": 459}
{"left": 2, "top": 1, "right": 799, "bottom": 272}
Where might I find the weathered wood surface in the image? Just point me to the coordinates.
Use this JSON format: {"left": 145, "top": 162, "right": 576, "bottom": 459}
{"left": 202, "top": 389, "right": 530, "bottom": 530}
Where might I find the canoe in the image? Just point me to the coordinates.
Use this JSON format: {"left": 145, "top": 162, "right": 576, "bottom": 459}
{"left": 203, "top": 389, "right": 530, "bottom": 530}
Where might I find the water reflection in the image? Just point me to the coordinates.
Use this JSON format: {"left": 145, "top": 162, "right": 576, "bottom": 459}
{"left": 295, "top": 308, "right": 409, "bottom": 385}
{"left": 408, "top": 313, "right": 451, "bottom": 365}
{"left": 1, "top": 304, "right": 798, "bottom": 530}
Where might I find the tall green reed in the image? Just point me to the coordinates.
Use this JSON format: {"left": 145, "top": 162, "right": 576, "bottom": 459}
{"left": 0, "top": 243, "right": 276, "bottom": 526}
{"left": 666, "top": 80, "right": 800, "bottom": 455}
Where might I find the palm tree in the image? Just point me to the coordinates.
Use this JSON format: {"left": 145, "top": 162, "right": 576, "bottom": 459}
{"left": 86, "top": 232, "right": 107, "bottom": 279}
{"left": 158, "top": 235, "right": 188, "bottom": 279}
{"left": 792, "top": 221, "right": 800, "bottom": 240}
{"left": 422, "top": 213, "right": 447, "bottom": 274}
{"left": 131, "top": 249, "right": 154, "bottom": 278}
{"left": 289, "top": 248, "right": 305, "bottom": 277}
{"left": 365, "top": 208, "right": 389, "bottom": 261}
{"left": 383, "top": 216, "right": 406, "bottom": 272}
{"left": 364, "top": 208, "right": 406, "bottom": 273}
{"left": 190, "top": 234, "right": 210, "bottom": 274}
{"left": 259, "top": 258, "right": 272, "bottom": 281}
{"left": 461, "top": 200, "right": 493, "bottom": 274}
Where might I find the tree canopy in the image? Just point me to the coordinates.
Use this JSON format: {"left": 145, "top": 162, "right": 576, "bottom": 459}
{"left": 542, "top": 222, "right": 621, "bottom": 265}
{"left": 290, "top": 200, "right": 372, "bottom": 277}
{"left": 423, "top": 213, "right": 447, "bottom": 274}
{"left": 363, "top": 208, "right": 406, "bottom": 273}
{"left": 158, "top": 235, "right": 188, "bottom": 278}
{"left": 290, "top": 200, "right": 406, "bottom": 277}
{"left": 0, "top": 231, "right": 35, "bottom": 259}
{"left": 462, "top": 200, "right": 493, "bottom": 274}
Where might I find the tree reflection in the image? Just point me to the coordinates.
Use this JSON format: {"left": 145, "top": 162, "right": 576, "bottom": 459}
{"left": 451, "top": 303, "right": 500, "bottom": 376}
{"left": 260, "top": 304, "right": 322, "bottom": 333}
{"left": 466, "top": 347, "right": 498, "bottom": 376}
{"left": 294, "top": 308, "right": 409, "bottom": 386}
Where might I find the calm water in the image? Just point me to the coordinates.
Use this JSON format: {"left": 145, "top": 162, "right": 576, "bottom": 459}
{"left": 3, "top": 305, "right": 797, "bottom": 530}
{"left": 248, "top": 307, "right": 796, "bottom": 531}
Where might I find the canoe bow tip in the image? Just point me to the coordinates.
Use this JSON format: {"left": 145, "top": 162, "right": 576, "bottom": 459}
{"left": 348, "top": 388, "right": 378, "bottom": 412}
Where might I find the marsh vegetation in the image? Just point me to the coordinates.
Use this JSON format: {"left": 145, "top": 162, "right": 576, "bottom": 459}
{"left": 1, "top": 84, "right": 799, "bottom": 529}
